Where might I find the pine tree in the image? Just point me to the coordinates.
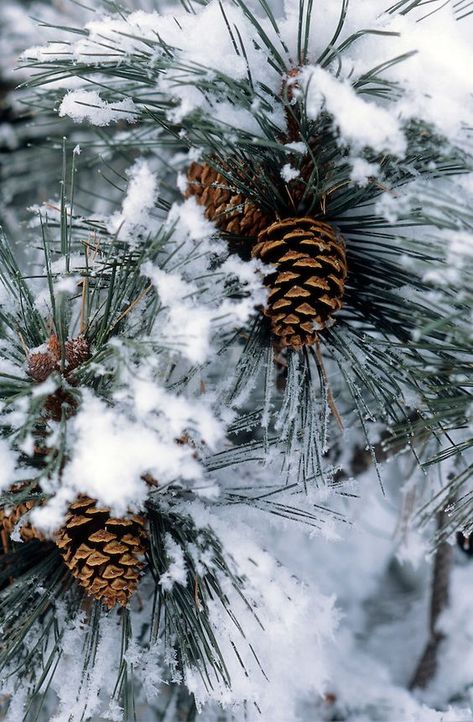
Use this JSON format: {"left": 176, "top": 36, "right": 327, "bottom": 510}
{"left": 1, "top": 0, "right": 473, "bottom": 721}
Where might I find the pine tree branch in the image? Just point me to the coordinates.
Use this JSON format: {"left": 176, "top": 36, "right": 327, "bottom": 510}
{"left": 409, "top": 508, "right": 453, "bottom": 690}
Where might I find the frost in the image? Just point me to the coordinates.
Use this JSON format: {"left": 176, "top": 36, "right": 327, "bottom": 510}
{"left": 184, "top": 511, "right": 338, "bottom": 720}
{"left": 59, "top": 90, "right": 138, "bottom": 126}
{"left": 142, "top": 261, "right": 214, "bottom": 364}
{"left": 159, "top": 535, "right": 188, "bottom": 591}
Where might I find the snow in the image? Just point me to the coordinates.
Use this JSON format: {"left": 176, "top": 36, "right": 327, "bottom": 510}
{"left": 129, "top": 376, "right": 223, "bottom": 449}
{"left": 23, "top": 0, "right": 473, "bottom": 162}
{"left": 108, "top": 159, "right": 159, "bottom": 243}
{"left": 312, "top": 1, "right": 473, "bottom": 146}
{"left": 432, "top": 563, "right": 473, "bottom": 708}
{"left": 47, "top": 611, "right": 126, "bottom": 722}
{"left": 21, "top": 0, "right": 473, "bottom": 153}
{"left": 280, "top": 163, "right": 300, "bottom": 182}
{"left": 141, "top": 197, "right": 264, "bottom": 363}
{"left": 142, "top": 261, "right": 214, "bottom": 363}
{"left": 183, "top": 509, "right": 339, "bottom": 720}
{"left": 59, "top": 90, "right": 138, "bottom": 126}
{"left": 25, "top": 2, "right": 283, "bottom": 133}
{"left": 378, "top": 10, "right": 473, "bottom": 142}
{"left": 0, "top": 438, "right": 16, "bottom": 493}
{"left": 301, "top": 65, "right": 407, "bottom": 155}
{"left": 31, "top": 383, "right": 222, "bottom": 530}
{"left": 350, "top": 157, "right": 379, "bottom": 186}
{"left": 159, "top": 534, "right": 188, "bottom": 591}
{"left": 1, "top": 0, "right": 95, "bottom": 82}
{"left": 166, "top": 196, "right": 215, "bottom": 242}
{"left": 54, "top": 276, "right": 80, "bottom": 295}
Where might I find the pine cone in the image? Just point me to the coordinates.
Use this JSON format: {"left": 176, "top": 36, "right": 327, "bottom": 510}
{"left": 27, "top": 335, "right": 61, "bottom": 383}
{"left": 252, "top": 217, "right": 347, "bottom": 349}
{"left": 64, "top": 336, "right": 90, "bottom": 374}
{"left": 55, "top": 497, "right": 147, "bottom": 608}
{"left": 27, "top": 334, "right": 89, "bottom": 382}
{"left": 0, "top": 501, "right": 44, "bottom": 552}
{"left": 185, "top": 162, "right": 269, "bottom": 237}
{"left": 27, "top": 334, "right": 90, "bottom": 421}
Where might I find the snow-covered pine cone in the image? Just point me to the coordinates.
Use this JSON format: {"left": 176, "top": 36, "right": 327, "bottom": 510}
{"left": 55, "top": 497, "right": 147, "bottom": 608}
{"left": 27, "top": 334, "right": 89, "bottom": 382}
{"left": 252, "top": 217, "right": 347, "bottom": 349}
{"left": 185, "top": 161, "right": 269, "bottom": 237}
{"left": 27, "top": 334, "right": 90, "bottom": 421}
{"left": 0, "top": 500, "right": 44, "bottom": 552}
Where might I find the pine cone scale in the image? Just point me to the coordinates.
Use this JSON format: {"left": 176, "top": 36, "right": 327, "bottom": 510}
{"left": 103, "top": 565, "right": 124, "bottom": 579}
{"left": 285, "top": 286, "right": 312, "bottom": 298}
{"left": 75, "top": 544, "right": 94, "bottom": 559}
{"left": 103, "top": 540, "right": 128, "bottom": 554}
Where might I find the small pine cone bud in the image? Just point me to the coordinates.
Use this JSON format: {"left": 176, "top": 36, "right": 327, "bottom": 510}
{"left": 0, "top": 501, "right": 44, "bottom": 551}
{"left": 185, "top": 162, "right": 269, "bottom": 237}
{"left": 55, "top": 497, "right": 147, "bottom": 609}
{"left": 27, "top": 335, "right": 61, "bottom": 382}
{"left": 64, "top": 336, "right": 90, "bottom": 375}
{"left": 252, "top": 217, "right": 347, "bottom": 349}
{"left": 43, "top": 388, "right": 78, "bottom": 422}
{"left": 27, "top": 335, "right": 89, "bottom": 421}
{"left": 27, "top": 334, "right": 89, "bottom": 382}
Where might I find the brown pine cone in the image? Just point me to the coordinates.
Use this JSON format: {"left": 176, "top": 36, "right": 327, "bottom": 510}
{"left": 185, "top": 162, "right": 269, "bottom": 237}
{"left": 27, "top": 334, "right": 89, "bottom": 382}
{"left": 27, "top": 334, "right": 89, "bottom": 421}
{"left": 252, "top": 217, "right": 347, "bottom": 349}
{"left": 55, "top": 497, "right": 147, "bottom": 608}
{"left": 0, "top": 500, "right": 44, "bottom": 552}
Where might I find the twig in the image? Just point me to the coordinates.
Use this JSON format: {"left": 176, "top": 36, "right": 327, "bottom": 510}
{"left": 409, "top": 508, "right": 453, "bottom": 690}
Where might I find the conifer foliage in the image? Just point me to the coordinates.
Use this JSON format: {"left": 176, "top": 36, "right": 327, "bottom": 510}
{"left": 0, "top": 0, "right": 473, "bottom": 720}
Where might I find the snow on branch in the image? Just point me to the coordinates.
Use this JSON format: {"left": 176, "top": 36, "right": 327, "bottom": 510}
{"left": 59, "top": 89, "right": 138, "bottom": 126}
